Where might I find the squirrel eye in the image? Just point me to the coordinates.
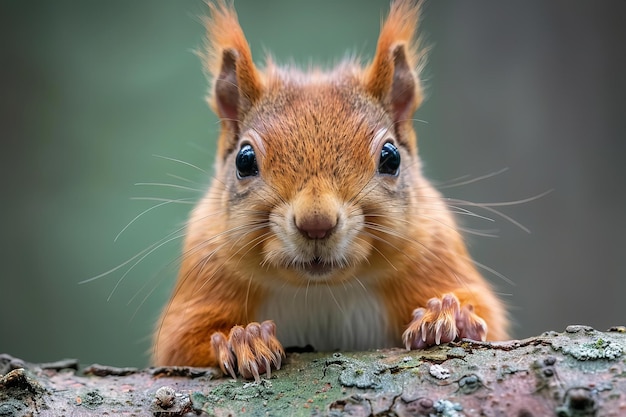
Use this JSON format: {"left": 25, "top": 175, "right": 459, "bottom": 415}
{"left": 235, "top": 144, "right": 259, "bottom": 179}
{"left": 378, "top": 142, "right": 401, "bottom": 176}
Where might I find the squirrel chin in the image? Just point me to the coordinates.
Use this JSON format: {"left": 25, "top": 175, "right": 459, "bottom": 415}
{"left": 294, "top": 258, "right": 342, "bottom": 279}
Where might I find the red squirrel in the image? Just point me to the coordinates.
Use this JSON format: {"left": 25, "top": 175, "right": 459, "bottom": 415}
{"left": 153, "top": 0, "right": 509, "bottom": 381}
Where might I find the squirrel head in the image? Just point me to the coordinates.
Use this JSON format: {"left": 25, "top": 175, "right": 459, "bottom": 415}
{"left": 195, "top": 0, "right": 427, "bottom": 286}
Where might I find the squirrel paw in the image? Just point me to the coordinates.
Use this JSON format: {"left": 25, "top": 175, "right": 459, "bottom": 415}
{"left": 402, "top": 293, "right": 487, "bottom": 350}
{"left": 210, "top": 320, "right": 285, "bottom": 382}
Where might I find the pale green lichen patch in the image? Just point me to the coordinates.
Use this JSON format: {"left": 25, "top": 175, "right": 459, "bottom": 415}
{"left": 563, "top": 338, "right": 623, "bottom": 361}
{"left": 335, "top": 358, "right": 393, "bottom": 390}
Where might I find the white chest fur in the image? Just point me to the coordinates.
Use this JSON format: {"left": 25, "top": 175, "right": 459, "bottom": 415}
{"left": 255, "top": 283, "right": 397, "bottom": 351}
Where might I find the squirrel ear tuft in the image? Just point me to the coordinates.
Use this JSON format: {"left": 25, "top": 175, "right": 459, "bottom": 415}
{"left": 366, "top": 0, "right": 424, "bottom": 128}
{"left": 203, "top": 1, "right": 263, "bottom": 155}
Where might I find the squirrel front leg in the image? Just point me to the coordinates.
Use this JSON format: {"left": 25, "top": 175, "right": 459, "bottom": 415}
{"left": 154, "top": 295, "right": 284, "bottom": 382}
{"left": 211, "top": 320, "right": 284, "bottom": 381}
{"left": 402, "top": 287, "right": 508, "bottom": 350}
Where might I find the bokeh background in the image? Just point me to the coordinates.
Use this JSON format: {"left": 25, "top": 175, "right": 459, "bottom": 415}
{"left": 1, "top": 0, "right": 624, "bottom": 367}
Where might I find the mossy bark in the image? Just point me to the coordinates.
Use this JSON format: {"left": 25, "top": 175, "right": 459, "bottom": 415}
{"left": 1, "top": 325, "right": 625, "bottom": 416}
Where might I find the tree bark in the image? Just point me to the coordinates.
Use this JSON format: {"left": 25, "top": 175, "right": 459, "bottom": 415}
{"left": 1, "top": 325, "right": 625, "bottom": 416}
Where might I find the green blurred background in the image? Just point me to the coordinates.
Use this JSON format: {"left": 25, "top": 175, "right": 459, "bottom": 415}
{"left": 1, "top": 0, "right": 624, "bottom": 367}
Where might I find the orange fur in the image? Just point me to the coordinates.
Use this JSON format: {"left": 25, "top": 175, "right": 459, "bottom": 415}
{"left": 153, "top": 0, "right": 509, "bottom": 372}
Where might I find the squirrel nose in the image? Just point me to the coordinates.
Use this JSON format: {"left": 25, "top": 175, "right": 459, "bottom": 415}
{"left": 295, "top": 214, "right": 337, "bottom": 240}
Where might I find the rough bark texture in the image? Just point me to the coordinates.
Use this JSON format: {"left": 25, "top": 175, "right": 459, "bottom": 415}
{"left": 1, "top": 325, "right": 625, "bottom": 416}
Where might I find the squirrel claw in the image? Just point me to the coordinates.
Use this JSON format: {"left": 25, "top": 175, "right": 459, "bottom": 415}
{"left": 456, "top": 304, "right": 488, "bottom": 342}
{"left": 211, "top": 332, "right": 237, "bottom": 380}
{"left": 403, "top": 293, "right": 487, "bottom": 350}
{"left": 260, "top": 320, "right": 283, "bottom": 371}
{"left": 211, "top": 320, "right": 285, "bottom": 382}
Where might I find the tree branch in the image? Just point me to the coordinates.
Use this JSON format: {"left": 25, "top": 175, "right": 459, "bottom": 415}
{"left": 1, "top": 325, "right": 624, "bottom": 416}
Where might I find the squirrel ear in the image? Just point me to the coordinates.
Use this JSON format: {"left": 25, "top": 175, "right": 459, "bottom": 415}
{"left": 204, "top": 1, "right": 263, "bottom": 154}
{"left": 366, "top": 0, "right": 424, "bottom": 128}
{"left": 214, "top": 48, "right": 240, "bottom": 123}
{"left": 388, "top": 44, "right": 421, "bottom": 127}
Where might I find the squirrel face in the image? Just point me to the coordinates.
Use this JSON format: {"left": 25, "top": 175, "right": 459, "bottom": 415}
{"left": 218, "top": 81, "right": 415, "bottom": 285}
